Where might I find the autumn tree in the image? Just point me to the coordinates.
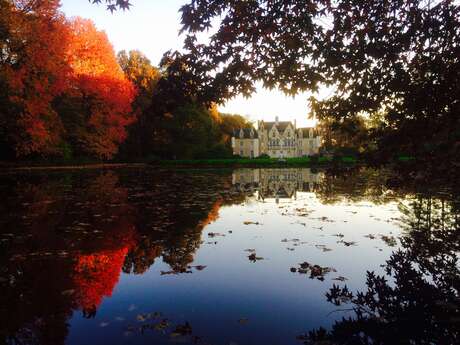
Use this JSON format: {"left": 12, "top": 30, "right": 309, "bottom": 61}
{"left": 57, "top": 18, "right": 136, "bottom": 159}
{"left": 0, "top": 2, "right": 136, "bottom": 160}
{"left": 219, "top": 113, "right": 253, "bottom": 149}
{"left": 0, "top": 0, "right": 70, "bottom": 158}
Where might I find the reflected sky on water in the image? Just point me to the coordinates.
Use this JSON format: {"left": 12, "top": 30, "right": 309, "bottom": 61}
{"left": 0, "top": 167, "right": 458, "bottom": 345}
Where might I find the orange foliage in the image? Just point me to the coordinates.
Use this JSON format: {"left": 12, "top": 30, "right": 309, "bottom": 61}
{"left": 3, "top": 1, "right": 71, "bottom": 155}
{"left": 65, "top": 18, "right": 137, "bottom": 159}
{"left": 1, "top": 4, "right": 136, "bottom": 158}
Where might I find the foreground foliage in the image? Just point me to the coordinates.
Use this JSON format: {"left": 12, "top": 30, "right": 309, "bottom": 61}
{"left": 171, "top": 0, "right": 460, "bottom": 160}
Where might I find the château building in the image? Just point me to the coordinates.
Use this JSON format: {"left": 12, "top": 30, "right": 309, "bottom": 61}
{"left": 231, "top": 117, "right": 321, "bottom": 158}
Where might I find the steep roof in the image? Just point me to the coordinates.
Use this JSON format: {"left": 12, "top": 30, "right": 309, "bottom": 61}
{"left": 233, "top": 128, "right": 258, "bottom": 139}
{"left": 263, "top": 121, "right": 292, "bottom": 133}
{"left": 298, "top": 127, "right": 320, "bottom": 137}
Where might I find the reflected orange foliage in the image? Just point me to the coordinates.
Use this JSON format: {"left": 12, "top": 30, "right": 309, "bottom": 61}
{"left": 72, "top": 224, "right": 136, "bottom": 310}
{"left": 198, "top": 198, "right": 223, "bottom": 229}
{"left": 73, "top": 247, "right": 129, "bottom": 310}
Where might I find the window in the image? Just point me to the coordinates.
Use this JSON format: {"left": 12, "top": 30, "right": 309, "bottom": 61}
{"left": 240, "top": 141, "right": 243, "bottom": 146}
{"left": 240, "top": 150, "right": 243, "bottom": 156}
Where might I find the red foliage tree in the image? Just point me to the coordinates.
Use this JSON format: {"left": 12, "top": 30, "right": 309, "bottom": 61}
{"left": 64, "top": 18, "right": 137, "bottom": 159}
{"left": 1, "top": 3, "right": 136, "bottom": 159}
{"left": 0, "top": 0, "right": 71, "bottom": 156}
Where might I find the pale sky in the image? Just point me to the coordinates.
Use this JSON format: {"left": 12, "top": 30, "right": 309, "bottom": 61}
{"left": 61, "top": 0, "right": 316, "bottom": 127}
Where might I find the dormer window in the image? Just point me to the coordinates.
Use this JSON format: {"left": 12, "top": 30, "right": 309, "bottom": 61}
{"left": 240, "top": 129, "right": 244, "bottom": 139}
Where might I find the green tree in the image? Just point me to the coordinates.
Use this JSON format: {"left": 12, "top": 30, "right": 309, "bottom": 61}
{"left": 117, "top": 50, "right": 160, "bottom": 158}
{"left": 218, "top": 113, "right": 253, "bottom": 149}
{"left": 317, "top": 115, "right": 370, "bottom": 154}
{"left": 157, "top": 103, "right": 221, "bottom": 159}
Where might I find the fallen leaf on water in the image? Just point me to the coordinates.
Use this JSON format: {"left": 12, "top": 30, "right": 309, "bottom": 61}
{"left": 238, "top": 318, "right": 249, "bottom": 324}
{"left": 172, "top": 322, "right": 192, "bottom": 336}
{"left": 292, "top": 262, "right": 336, "bottom": 281}
{"left": 333, "top": 276, "right": 349, "bottom": 281}
{"left": 380, "top": 234, "right": 397, "bottom": 247}
{"left": 248, "top": 253, "right": 264, "bottom": 262}
{"left": 315, "top": 245, "right": 333, "bottom": 252}
{"left": 153, "top": 319, "right": 170, "bottom": 331}
{"left": 194, "top": 265, "right": 207, "bottom": 271}
{"left": 137, "top": 315, "right": 146, "bottom": 322}
{"left": 244, "top": 221, "right": 261, "bottom": 225}
{"left": 208, "top": 232, "right": 225, "bottom": 238}
{"left": 100, "top": 322, "right": 109, "bottom": 327}
{"left": 338, "top": 240, "right": 357, "bottom": 247}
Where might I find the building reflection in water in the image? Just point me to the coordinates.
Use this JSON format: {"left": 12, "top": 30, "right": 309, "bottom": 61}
{"left": 232, "top": 168, "right": 324, "bottom": 203}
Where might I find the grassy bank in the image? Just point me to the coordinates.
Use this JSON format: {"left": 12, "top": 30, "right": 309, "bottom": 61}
{"left": 1, "top": 154, "right": 418, "bottom": 170}
{"left": 154, "top": 156, "right": 359, "bottom": 168}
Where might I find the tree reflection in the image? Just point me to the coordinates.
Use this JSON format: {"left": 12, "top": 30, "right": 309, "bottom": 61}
{"left": 0, "top": 171, "right": 137, "bottom": 344}
{"left": 299, "top": 193, "right": 460, "bottom": 345}
{"left": 0, "top": 169, "right": 245, "bottom": 344}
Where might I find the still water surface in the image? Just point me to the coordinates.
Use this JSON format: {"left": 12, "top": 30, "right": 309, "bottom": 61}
{"left": 0, "top": 167, "right": 458, "bottom": 345}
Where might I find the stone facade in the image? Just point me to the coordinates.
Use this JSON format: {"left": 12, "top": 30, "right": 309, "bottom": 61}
{"left": 231, "top": 128, "right": 259, "bottom": 158}
{"left": 232, "top": 117, "right": 321, "bottom": 158}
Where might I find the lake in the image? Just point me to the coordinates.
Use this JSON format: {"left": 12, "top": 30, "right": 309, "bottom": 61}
{"left": 0, "top": 166, "right": 458, "bottom": 345}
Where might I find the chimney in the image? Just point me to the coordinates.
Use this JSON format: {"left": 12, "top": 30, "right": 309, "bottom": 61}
{"left": 294, "top": 119, "right": 297, "bottom": 129}
{"left": 275, "top": 116, "right": 279, "bottom": 125}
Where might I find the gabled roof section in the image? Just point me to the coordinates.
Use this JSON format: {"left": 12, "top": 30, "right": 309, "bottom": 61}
{"left": 233, "top": 128, "right": 258, "bottom": 139}
{"left": 264, "top": 121, "right": 292, "bottom": 133}
{"left": 298, "top": 127, "right": 320, "bottom": 137}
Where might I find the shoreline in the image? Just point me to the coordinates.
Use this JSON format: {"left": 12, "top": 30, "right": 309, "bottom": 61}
{"left": 0, "top": 159, "right": 346, "bottom": 171}
{"left": 0, "top": 155, "right": 418, "bottom": 171}
{"left": 0, "top": 162, "right": 150, "bottom": 172}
